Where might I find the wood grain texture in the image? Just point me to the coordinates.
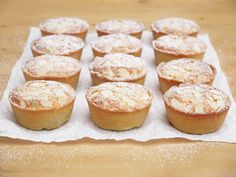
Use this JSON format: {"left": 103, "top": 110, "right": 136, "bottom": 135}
{"left": 0, "top": 0, "right": 236, "bottom": 176}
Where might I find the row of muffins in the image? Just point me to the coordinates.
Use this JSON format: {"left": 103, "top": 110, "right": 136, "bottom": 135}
{"left": 38, "top": 17, "right": 200, "bottom": 39}
{"left": 31, "top": 18, "right": 207, "bottom": 63}
{"left": 9, "top": 17, "right": 231, "bottom": 135}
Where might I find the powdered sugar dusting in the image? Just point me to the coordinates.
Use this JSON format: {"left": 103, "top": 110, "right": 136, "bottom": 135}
{"left": 91, "top": 33, "right": 142, "bottom": 53}
{"left": 31, "top": 35, "right": 84, "bottom": 55}
{"left": 39, "top": 17, "right": 89, "bottom": 34}
{"left": 153, "top": 35, "right": 206, "bottom": 56}
{"left": 152, "top": 17, "right": 200, "bottom": 36}
{"left": 9, "top": 80, "right": 75, "bottom": 110}
{"left": 0, "top": 27, "right": 236, "bottom": 143}
{"left": 96, "top": 19, "right": 144, "bottom": 34}
{"left": 89, "top": 53, "right": 147, "bottom": 81}
{"left": 23, "top": 55, "right": 81, "bottom": 77}
{"left": 157, "top": 58, "right": 215, "bottom": 84}
{"left": 86, "top": 82, "right": 153, "bottom": 112}
{"left": 164, "top": 84, "right": 231, "bottom": 114}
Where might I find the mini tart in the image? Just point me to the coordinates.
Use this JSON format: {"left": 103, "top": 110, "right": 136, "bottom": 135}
{"left": 86, "top": 82, "right": 153, "bottom": 131}
{"left": 89, "top": 53, "right": 148, "bottom": 85}
{"left": 153, "top": 35, "right": 206, "bottom": 64}
{"left": 90, "top": 33, "right": 142, "bottom": 57}
{"left": 31, "top": 34, "right": 84, "bottom": 60}
{"left": 96, "top": 19, "right": 145, "bottom": 39}
{"left": 39, "top": 17, "right": 89, "bottom": 40}
{"left": 163, "top": 84, "right": 231, "bottom": 134}
{"left": 157, "top": 58, "right": 216, "bottom": 93}
{"left": 22, "top": 55, "right": 82, "bottom": 89}
{"left": 9, "top": 80, "right": 76, "bottom": 130}
{"left": 151, "top": 17, "right": 200, "bottom": 39}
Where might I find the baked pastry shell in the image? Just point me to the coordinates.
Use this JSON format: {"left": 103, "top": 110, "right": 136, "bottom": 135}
{"left": 164, "top": 100, "right": 230, "bottom": 134}
{"left": 40, "top": 29, "right": 88, "bottom": 41}
{"left": 86, "top": 100, "right": 151, "bottom": 131}
{"left": 153, "top": 47, "right": 205, "bottom": 65}
{"left": 157, "top": 63, "right": 217, "bottom": 93}
{"left": 31, "top": 42, "right": 83, "bottom": 60}
{"left": 96, "top": 29, "right": 143, "bottom": 39}
{"left": 22, "top": 68, "right": 81, "bottom": 89}
{"left": 151, "top": 27, "right": 198, "bottom": 40}
{"left": 91, "top": 47, "right": 142, "bottom": 58}
{"left": 9, "top": 97, "right": 75, "bottom": 131}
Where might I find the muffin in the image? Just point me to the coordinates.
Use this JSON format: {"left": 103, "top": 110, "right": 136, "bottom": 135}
{"left": 90, "top": 33, "right": 142, "bottom": 57}
{"left": 151, "top": 17, "right": 200, "bottom": 39}
{"left": 157, "top": 58, "right": 216, "bottom": 93}
{"left": 86, "top": 82, "right": 153, "bottom": 131}
{"left": 89, "top": 53, "right": 148, "bottom": 85}
{"left": 153, "top": 35, "right": 206, "bottom": 64}
{"left": 22, "top": 55, "right": 82, "bottom": 89}
{"left": 31, "top": 34, "right": 84, "bottom": 60}
{"left": 39, "top": 17, "right": 89, "bottom": 40}
{"left": 9, "top": 80, "right": 76, "bottom": 130}
{"left": 163, "top": 84, "right": 231, "bottom": 134}
{"left": 96, "top": 19, "right": 145, "bottom": 39}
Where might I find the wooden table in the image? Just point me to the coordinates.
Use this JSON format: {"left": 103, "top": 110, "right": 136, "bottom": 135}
{"left": 0, "top": 0, "right": 236, "bottom": 176}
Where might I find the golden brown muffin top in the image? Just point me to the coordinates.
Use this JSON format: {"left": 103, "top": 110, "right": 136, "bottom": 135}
{"left": 151, "top": 17, "right": 200, "bottom": 36}
{"left": 157, "top": 58, "right": 216, "bottom": 84}
{"left": 9, "top": 80, "right": 75, "bottom": 110}
{"left": 89, "top": 53, "right": 148, "bottom": 82}
{"left": 31, "top": 34, "right": 84, "bottom": 55}
{"left": 164, "top": 84, "right": 231, "bottom": 114}
{"left": 86, "top": 82, "right": 153, "bottom": 112}
{"left": 96, "top": 19, "right": 144, "bottom": 34}
{"left": 90, "top": 33, "right": 142, "bottom": 54}
{"left": 39, "top": 17, "right": 89, "bottom": 34}
{"left": 22, "top": 55, "right": 82, "bottom": 78}
{"left": 153, "top": 35, "right": 206, "bottom": 56}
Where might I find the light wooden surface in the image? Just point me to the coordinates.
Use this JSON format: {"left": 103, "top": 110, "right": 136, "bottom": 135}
{"left": 0, "top": 0, "right": 236, "bottom": 176}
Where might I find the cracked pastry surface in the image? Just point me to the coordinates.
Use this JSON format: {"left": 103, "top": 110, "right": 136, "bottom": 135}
{"left": 31, "top": 34, "right": 84, "bottom": 55}
{"left": 22, "top": 55, "right": 81, "bottom": 78}
{"left": 153, "top": 35, "right": 206, "bottom": 56}
{"left": 151, "top": 17, "right": 200, "bottom": 36}
{"left": 9, "top": 80, "right": 76, "bottom": 110}
{"left": 89, "top": 53, "right": 148, "bottom": 81}
{"left": 96, "top": 19, "right": 144, "bottom": 34}
{"left": 164, "top": 84, "right": 231, "bottom": 115}
{"left": 91, "top": 33, "right": 142, "bottom": 54}
{"left": 39, "top": 17, "right": 89, "bottom": 34}
{"left": 86, "top": 82, "right": 153, "bottom": 112}
{"left": 157, "top": 58, "right": 216, "bottom": 84}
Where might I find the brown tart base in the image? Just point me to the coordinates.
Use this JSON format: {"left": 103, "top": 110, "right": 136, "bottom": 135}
{"left": 165, "top": 103, "right": 229, "bottom": 134}
{"left": 87, "top": 102, "right": 151, "bottom": 131}
{"left": 10, "top": 101, "right": 74, "bottom": 131}
{"left": 31, "top": 48, "right": 83, "bottom": 60}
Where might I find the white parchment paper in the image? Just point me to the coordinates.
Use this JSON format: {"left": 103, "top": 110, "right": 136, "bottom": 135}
{"left": 0, "top": 27, "right": 235, "bottom": 143}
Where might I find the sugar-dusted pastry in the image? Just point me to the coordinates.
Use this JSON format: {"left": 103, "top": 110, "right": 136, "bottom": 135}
{"left": 90, "top": 33, "right": 142, "bottom": 57}
{"left": 163, "top": 84, "right": 231, "bottom": 134}
{"left": 153, "top": 35, "right": 206, "bottom": 64}
{"left": 39, "top": 17, "right": 89, "bottom": 40}
{"left": 89, "top": 53, "right": 148, "bottom": 85}
{"left": 151, "top": 17, "right": 200, "bottom": 39}
{"left": 157, "top": 58, "right": 216, "bottom": 93}
{"left": 96, "top": 19, "right": 144, "bottom": 38}
{"left": 31, "top": 34, "right": 84, "bottom": 60}
{"left": 86, "top": 82, "right": 153, "bottom": 131}
{"left": 22, "top": 55, "right": 82, "bottom": 89}
{"left": 9, "top": 80, "right": 76, "bottom": 130}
